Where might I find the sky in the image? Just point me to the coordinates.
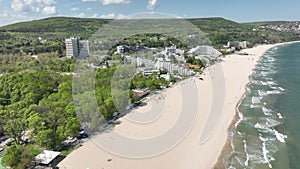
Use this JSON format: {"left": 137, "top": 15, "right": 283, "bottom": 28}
{"left": 0, "top": 0, "right": 300, "bottom": 26}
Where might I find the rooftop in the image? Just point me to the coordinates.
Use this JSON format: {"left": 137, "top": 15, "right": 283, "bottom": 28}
{"left": 35, "top": 150, "right": 61, "bottom": 165}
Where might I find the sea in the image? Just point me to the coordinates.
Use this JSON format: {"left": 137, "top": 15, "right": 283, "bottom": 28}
{"left": 225, "top": 42, "right": 300, "bottom": 169}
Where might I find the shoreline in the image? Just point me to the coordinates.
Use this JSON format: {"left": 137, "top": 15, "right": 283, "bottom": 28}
{"left": 213, "top": 41, "right": 300, "bottom": 169}
{"left": 213, "top": 77, "right": 253, "bottom": 169}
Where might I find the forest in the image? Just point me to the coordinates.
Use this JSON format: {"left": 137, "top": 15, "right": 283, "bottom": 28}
{"left": 0, "top": 52, "right": 172, "bottom": 168}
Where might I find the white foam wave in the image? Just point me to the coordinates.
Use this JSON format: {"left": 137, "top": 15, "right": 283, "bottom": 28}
{"left": 255, "top": 119, "right": 281, "bottom": 131}
{"left": 267, "top": 90, "right": 281, "bottom": 95}
{"left": 255, "top": 123, "right": 267, "bottom": 130}
{"left": 266, "top": 118, "right": 281, "bottom": 127}
{"left": 250, "top": 104, "right": 262, "bottom": 108}
{"left": 261, "top": 81, "right": 268, "bottom": 85}
{"left": 258, "top": 90, "right": 267, "bottom": 97}
{"left": 263, "top": 142, "right": 273, "bottom": 168}
{"left": 259, "top": 135, "right": 268, "bottom": 142}
{"left": 252, "top": 96, "right": 262, "bottom": 104}
{"left": 237, "top": 131, "right": 244, "bottom": 136}
{"left": 260, "top": 135, "right": 273, "bottom": 168}
{"left": 234, "top": 156, "right": 245, "bottom": 166}
{"left": 262, "top": 107, "right": 273, "bottom": 116}
{"left": 273, "top": 129, "right": 287, "bottom": 143}
{"left": 277, "top": 113, "right": 284, "bottom": 119}
{"left": 252, "top": 80, "right": 260, "bottom": 85}
{"left": 254, "top": 80, "right": 278, "bottom": 86}
{"left": 235, "top": 112, "right": 244, "bottom": 128}
{"left": 267, "top": 81, "right": 277, "bottom": 85}
{"left": 265, "top": 56, "right": 276, "bottom": 62}
{"left": 261, "top": 71, "right": 270, "bottom": 76}
{"left": 269, "top": 86, "right": 284, "bottom": 91}
{"left": 243, "top": 140, "right": 250, "bottom": 166}
{"left": 250, "top": 104, "right": 261, "bottom": 109}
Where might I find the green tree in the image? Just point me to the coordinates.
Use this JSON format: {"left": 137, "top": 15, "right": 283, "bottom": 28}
{"left": 1, "top": 145, "right": 22, "bottom": 168}
{"left": 4, "top": 117, "right": 26, "bottom": 145}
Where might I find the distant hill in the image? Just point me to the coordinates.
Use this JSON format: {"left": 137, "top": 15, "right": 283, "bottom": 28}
{"left": 0, "top": 17, "right": 110, "bottom": 34}
{"left": 0, "top": 17, "right": 242, "bottom": 36}
{"left": 245, "top": 21, "right": 300, "bottom": 33}
{"left": 0, "top": 17, "right": 299, "bottom": 54}
{"left": 189, "top": 17, "right": 244, "bottom": 31}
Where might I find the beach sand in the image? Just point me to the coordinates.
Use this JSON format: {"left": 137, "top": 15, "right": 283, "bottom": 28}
{"left": 58, "top": 43, "right": 294, "bottom": 169}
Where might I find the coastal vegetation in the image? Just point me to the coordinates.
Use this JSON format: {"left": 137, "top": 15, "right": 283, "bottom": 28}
{"left": 0, "top": 17, "right": 299, "bottom": 55}
{"left": 0, "top": 54, "right": 172, "bottom": 168}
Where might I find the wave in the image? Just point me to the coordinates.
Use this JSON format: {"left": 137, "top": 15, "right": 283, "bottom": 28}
{"left": 262, "top": 107, "right": 273, "bottom": 116}
{"left": 266, "top": 90, "right": 281, "bottom": 95}
{"left": 273, "top": 129, "right": 287, "bottom": 143}
{"left": 277, "top": 113, "right": 284, "bottom": 119}
{"left": 243, "top": 140, "right": 250, "bottom": 166}
{"left": 225, "top": 45, "right": 288, "bottom": 169}
{"left": 252, "top": 96, "right": 262, "bottom": 104}
{"left": 260, "top": 135, "right": 274, "bottom": 168}
{"left": 258, "top": 90, "right": 267, "bottom": 97}
{"left": 250, "top": 104, "right": 262, "bottom": 108}
{"left": 258, "top": 89, "right": 282, "bottom": 98}
{"left": 252, "top": 80, "right": 278, "bottom": 86}
{"left": 255, "top": 118, "right": 282, "bottom": 130}
{"left": 235, "top": 112, "right": 243, "bottom": 128}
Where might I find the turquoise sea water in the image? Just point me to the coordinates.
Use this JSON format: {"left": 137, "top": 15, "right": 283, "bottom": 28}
{"left": 225, "top": 42, "right": 300, "bottom": 169}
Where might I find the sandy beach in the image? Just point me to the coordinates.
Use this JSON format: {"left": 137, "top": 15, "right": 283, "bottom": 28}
{"left": 58, "top": 43, "right": 294, "bottom": 169}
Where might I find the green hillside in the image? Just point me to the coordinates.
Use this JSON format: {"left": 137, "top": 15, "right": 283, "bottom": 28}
{"left": 0, "top": 17, "right": 299, "bottom": 55}
{"left": 0, "top": 17, "right": 110, "bottom": 34}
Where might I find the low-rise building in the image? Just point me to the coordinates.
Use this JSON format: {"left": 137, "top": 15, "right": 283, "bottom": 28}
{"left": 155, "top": 58, "right": 194, "bottom": 76}
{"left": 227, "top": 41, "right": 249, "bottom": 49}
{"left": 160, "top": 74, "right": 171, "bottom": 81}
{"left": 188, "top": 46, "right": 222, "bottom": 57}
{"left": 133, "top": 88, "right": 150, "bottom": 98}
{"left": 137, "top": 57, "right": 155, "bottom": 67}
{"left": 142, "top": 68, "right": 160, "bottom": 76}
{"left": 116, "top": 45, "right": 130, "bottom": 54}
{"left": 35, "top": 150, "right": 61, "bottom": 168}
{"left": 165, "top": 45, "right": 177, "bottom": 53}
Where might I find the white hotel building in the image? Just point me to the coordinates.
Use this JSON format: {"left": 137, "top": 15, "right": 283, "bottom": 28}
{"left": 65, "top": 37, "right": 90, "bottom": 58}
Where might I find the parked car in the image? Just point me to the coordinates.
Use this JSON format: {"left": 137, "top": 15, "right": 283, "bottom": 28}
{"left": 0, "top": 136, "right": 8, "bottom": 142}
{"left": 76, "top": 131, "right": 89, "bottom": 139}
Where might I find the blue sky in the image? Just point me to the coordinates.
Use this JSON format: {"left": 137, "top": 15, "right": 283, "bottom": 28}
{"left": 0, "top": 0, "right": 300, "bottom": 26}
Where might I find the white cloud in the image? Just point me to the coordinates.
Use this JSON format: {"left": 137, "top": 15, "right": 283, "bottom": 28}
{"left": 99, "top": 13, "right": 116, "bottom": 19}
{"left": 82, "top": 0, "right": 130, "bottom": 5}
{"left": 71, "top": 7, "right": 79, "bottom": 11}
{"left": 98, "top": 13, "right": 127, "bottom": 19}
{"left": 38, "top": 0, "right": 56, "bottom": 6}
{"left": 11, "top": 0, "right": 32, "bottom": 12}
{"left": 86, "top": 7, "right": 92, "bottom": 11}
{"left": 35, "top": 7, "right": 40, "bottom": 13}
{"left": 42, "top": 6, "right": 57, "bottom": 15}
{"left": 11, "top": 0, "right": 57, "bottom": 15}
{"left": 77, "top": 12, "right": 86, "bottom": 18}
{"left": 102, "top": 0, "right": 130, "bottom": 5}
{"left": 0, "top": 10, "right": 35, "bottom": 26}
{"left": 147, "top": 0, "right": 158, "bottom": 10}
